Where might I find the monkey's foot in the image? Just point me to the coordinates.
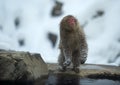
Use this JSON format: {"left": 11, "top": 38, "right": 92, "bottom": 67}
{"left": 72, "top": 67, "right": 80, "bottom": 73}
{"left": 63, "top": 59, "right": 71, "bottom": 67}
{"left": 58, "top": 66, "right": 66, "bottom": 72}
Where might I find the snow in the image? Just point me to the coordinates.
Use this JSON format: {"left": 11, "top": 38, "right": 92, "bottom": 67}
{"left": 0, "top": 0, "right": 120, "bottom": 66}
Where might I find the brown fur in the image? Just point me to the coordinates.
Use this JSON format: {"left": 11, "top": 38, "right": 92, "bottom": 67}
{"left": 58, "top": 15, "right": 88, "bottom": 73}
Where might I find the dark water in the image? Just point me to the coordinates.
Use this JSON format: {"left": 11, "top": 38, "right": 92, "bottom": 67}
{"left": 80, "top": 79, "right": 120, "bottom": 85}
{"left": 45, "top": 74, "right": 120, "bottom": 85}
{"left": 0, "top": 74, "right": 120, "bottom": 85}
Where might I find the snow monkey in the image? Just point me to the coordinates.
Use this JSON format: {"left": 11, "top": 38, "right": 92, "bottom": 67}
{"left": 58, "top": 15, "right": 88, "bottom": 73}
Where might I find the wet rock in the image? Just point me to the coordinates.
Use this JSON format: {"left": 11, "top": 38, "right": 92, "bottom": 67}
{"left": 47, "top": 32, "right": 57, "bottom": 48}
{"left": 51, "top": 1, "right": 63, "bottom": 17}
{"left": 0, "top": 50, "right": 48, "bottom": 81}
{"left": 35, "top": 63, "right": 120, "bottom": 85}
{"left": 47, "top": 63, "right": 120, "bottom": 79}
{"left": 0, "top": 50, "right": 120, "bottom": 85}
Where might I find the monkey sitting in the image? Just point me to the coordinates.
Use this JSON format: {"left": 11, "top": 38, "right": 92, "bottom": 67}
{"left": 58, "top": 15, "right": 88, "bottom": 73}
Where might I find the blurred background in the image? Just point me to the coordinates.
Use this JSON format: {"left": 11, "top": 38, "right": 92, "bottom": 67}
{"left": 0, "top": 0, "right": 120, "bottom": 66}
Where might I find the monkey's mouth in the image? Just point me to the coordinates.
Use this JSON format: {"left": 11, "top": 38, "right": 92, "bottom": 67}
{"left": 67, "top": 21, "right": 75, "bottom": 27}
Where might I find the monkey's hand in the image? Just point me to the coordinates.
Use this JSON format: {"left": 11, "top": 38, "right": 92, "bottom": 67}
{"left": 63, "top": 58, "right": 71, "bottom": 67}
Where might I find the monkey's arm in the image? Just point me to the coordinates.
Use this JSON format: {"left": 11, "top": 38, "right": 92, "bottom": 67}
{"left": 63, "top": 47, "right": 72, "bottom": 67}
{"left": 80, "top": 41, "right": 88, "bottom": 64}
{"left": 59, "top": 40, "right": 72, "bottom": 61}
{"left": 63, "top": 48, "right": 72, "bottom": 60}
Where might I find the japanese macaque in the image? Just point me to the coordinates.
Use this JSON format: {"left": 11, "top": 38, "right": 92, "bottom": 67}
{"left": 58, "top": 15, "right": 88, "bottom": 73}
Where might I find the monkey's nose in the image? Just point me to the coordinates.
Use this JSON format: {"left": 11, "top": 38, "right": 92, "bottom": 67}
{"left": 68, "top": 21, "right": 75, "bottom": 26}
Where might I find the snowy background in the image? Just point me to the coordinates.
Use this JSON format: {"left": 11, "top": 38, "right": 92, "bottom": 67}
{"left": 0, "top": 0, "right": 120, "bottom": 66}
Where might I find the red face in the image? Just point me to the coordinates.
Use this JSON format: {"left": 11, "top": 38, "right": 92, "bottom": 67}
{"left": 67, "top": 17, "right": 76, "bottom": 26}
{"left": 60, "top": 15, "right": 77, "bottom": 32}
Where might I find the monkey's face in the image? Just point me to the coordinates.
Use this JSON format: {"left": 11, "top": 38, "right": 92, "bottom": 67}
{"left": 67, "top": 16, "right": 77, "bottom": 27}
{"left": 60, "top": 15, "right": 78, "bottom": 32}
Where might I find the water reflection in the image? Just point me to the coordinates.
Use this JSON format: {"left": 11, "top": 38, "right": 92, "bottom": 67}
{"left": 80, "top": 78, "right": 120, "bottom": 85}
{"left": 55, "top": 74, "right": 79, "bottom": 85}
{"left": 46, "top": 74, "right": 120, "bottom": 85}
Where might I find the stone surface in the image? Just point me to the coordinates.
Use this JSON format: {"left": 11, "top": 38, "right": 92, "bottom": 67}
{"left": 47, "top": 63, "right": 120, "bottom": 79}
{"left": 0, "top": 50, "right": 120, "bottom": 85}
{"left": 0, "top": 50, "right": 48, "bottom": 80}
{"left": 34, "top": 63, "right": 120, "bottom": 85}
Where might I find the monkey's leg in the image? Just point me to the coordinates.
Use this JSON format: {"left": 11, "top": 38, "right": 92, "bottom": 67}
{"left": 72, "top": 51, "right": 81, "bottom": 73}
{"left": 58, "top": 53, "right": 67, "bottom": 71}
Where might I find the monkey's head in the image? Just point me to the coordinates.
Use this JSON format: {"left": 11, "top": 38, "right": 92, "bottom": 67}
{"left": 60, "top": 15, "right": 79, "bottom": 32}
